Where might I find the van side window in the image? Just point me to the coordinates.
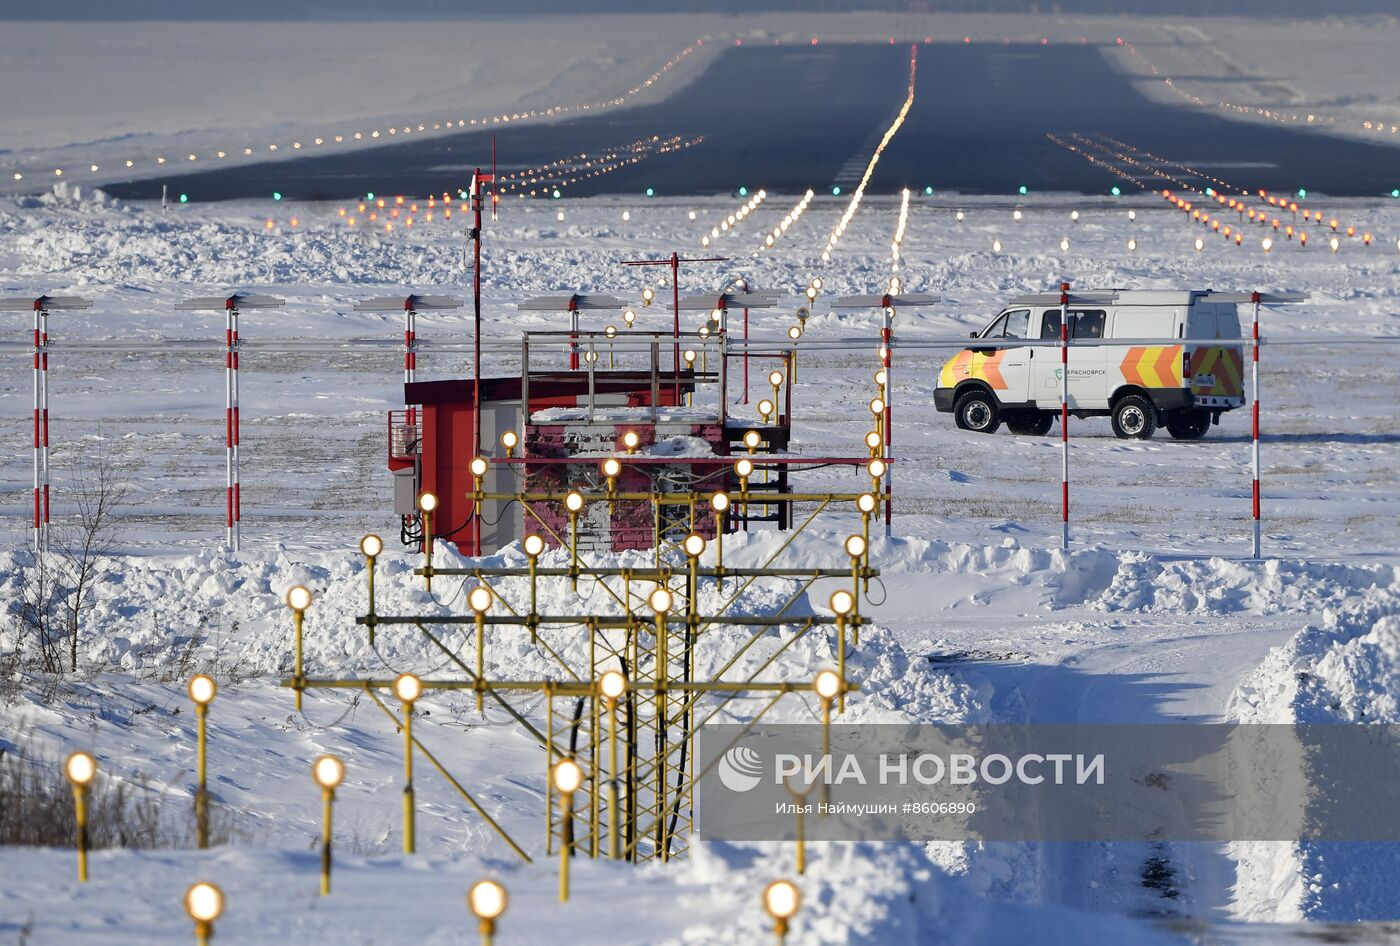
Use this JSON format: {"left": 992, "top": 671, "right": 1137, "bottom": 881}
{"left": 980, "top": 313, "right": 1008, "bottom": 338}
{"left": 1072, "top": 310, "right": 1106, "bottom": 339}
{"left": 1041, "top": 309, "right": 1106, "bottom": 339}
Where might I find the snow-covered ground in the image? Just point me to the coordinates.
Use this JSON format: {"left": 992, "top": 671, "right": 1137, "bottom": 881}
{"left": 1109, "top": 15, "right": 1400, "bottom": 147}
{"left": 2, "top": 178, "right": 1400, "bottom": 943}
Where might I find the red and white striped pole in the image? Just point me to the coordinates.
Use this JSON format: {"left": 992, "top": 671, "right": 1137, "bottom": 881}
{"left": 1250, "top": 291, "right": 1262, "bottom": 559}
{"left": 224, "top": 298, "right": 241, "bottom": 551}
{"left": 40, "top": 304, "right": 50, "bottom": 540}
{"left": 1059, "top": 282, "right": 1071, "bottom": 551}
{"left": 404, "top": 299, "right": 417, "bottom": 427}
{"left": 31, "top": 300, "right": 42, "bottom": 545}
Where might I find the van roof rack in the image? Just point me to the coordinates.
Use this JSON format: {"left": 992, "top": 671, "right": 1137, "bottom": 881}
{"left": 1009, "top": 289, "right": 1307, "bottom": 307}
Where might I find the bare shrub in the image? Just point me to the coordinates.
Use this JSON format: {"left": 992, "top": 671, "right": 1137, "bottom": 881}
{"left": 4, "top": 441, "right": 128, "bottom": 680}
{"left": 7, "top": 542, "right": 66, "bottom": 674}
{"left": 55, "top": 439, "right": 128, "bottom": 673}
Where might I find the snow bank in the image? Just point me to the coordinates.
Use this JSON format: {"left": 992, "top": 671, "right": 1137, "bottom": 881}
{"left": 0, "top": 535, "right": 988, "bottom": 732}
{"left": 790, "top": 532, "right": 1398, "bottom": 618}
{"left": 1091, "top": 556, "right": 1398, "bottom": 615}
{"left": 1228, "top": 582, "right": 1400, "bottom": 921}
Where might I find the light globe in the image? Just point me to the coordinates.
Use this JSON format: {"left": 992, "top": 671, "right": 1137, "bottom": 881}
{"left": 468, "top": 879, "right": 508, "bottom": 921}
{"left": 312, "top": 754, "right": 345, "bottom": 790}
{"left": 552, "top": 759, "right": 584, "bottom": 795}
{"left": 184, "top": 882, "right": 225, "bottom": 923}
{"left": 393, "top": 673, "right": 423, "bottom": 704}
{"left": 286, "top": 585, "right": 313, "bottom": 613}
{"left": 64, "top": 751, "right": 97, "bottom": 787}
{"left": 829, "top": 590, "right": 854, "bottom": 616}
{"left": 188, "top": 674, "right": 217, "bottom": 706}
{"left": 599, "top": 670, "right": 627, "bottom": 701}
{"left": 763, "top": 879, "right": 801, "bottom": 921}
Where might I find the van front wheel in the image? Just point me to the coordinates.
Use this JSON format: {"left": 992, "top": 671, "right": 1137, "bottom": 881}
{"left": 954, "top": 391, "right": 1001, "bottom": 434}
{"left": 1111, "top": 395, "right": 1157, "bottom": 440}
{"left": 1166, "top": 409, "right": 1210, "bottom": 440}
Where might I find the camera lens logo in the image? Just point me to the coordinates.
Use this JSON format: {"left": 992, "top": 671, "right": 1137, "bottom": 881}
{"left": 717, "top": 745, "right": 764, "bottom": 793}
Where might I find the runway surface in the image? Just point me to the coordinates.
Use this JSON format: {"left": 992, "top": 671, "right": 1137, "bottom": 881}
{"left": 106, "top": 42, "right": 1400, "bottom": 200}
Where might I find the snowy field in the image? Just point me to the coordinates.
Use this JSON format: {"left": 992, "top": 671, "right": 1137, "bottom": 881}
{"left": 1, "top": 181, "right": 1399, "bottom": 943}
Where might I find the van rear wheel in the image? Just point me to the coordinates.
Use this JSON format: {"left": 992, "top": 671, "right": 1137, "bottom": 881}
{"left": 1006, "top": 410, "right": 1055, "bottom": 436}
{"left": 954, "top": 391, "right": 1001, "bottom": 434}
{"left": 1111, "top": 395, "right": 1157, "bottom": 440}
{"left": 1166, "top": 409, "right": 1210, "bottom": 440}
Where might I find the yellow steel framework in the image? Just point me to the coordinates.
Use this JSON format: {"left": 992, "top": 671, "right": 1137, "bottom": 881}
{"left": 281, "top": 485, "right": 883, "bottom": 865}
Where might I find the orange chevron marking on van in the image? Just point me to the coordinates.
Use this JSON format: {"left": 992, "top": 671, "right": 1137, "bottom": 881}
{"left": 1189, "top": 345, "right": 1244, "bottom": 397}
{"left": 939, "top": 349, "right": 1008, "bottom": 390}
{"left": 1119, "top": 345, "right": 1183, "bottom": 388}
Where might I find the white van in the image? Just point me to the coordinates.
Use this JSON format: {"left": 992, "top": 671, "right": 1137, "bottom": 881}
{"left": 933, "top": 290, "right": 1245, "bottom": 439}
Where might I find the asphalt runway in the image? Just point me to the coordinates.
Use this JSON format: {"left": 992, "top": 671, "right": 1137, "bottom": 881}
{"left": 106, "top": 42, "right": 1400, "bottom": 201}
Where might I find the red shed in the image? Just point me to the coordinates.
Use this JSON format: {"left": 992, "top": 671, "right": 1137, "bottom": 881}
{"left": 389, "top": 370, "right": 716, "bottom": 554}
